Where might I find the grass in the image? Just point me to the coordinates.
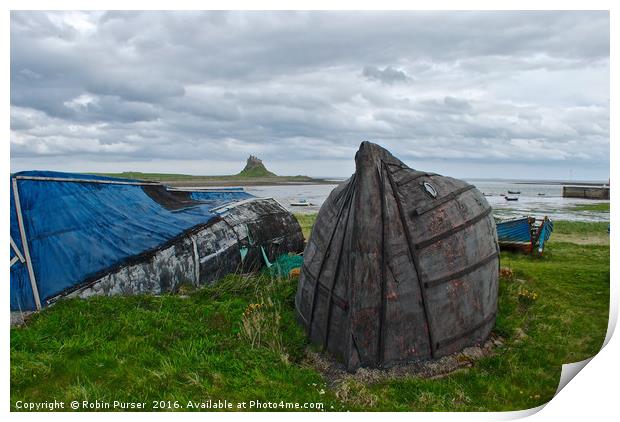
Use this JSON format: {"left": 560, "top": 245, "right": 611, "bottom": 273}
{"left": 552, "top": 221, "right": 610, "bottom": 245}
{"left": 383, "top": 239, "right": 608, "bottom": 411}
{"left": 293, "top": 213, "right": 318, "bottom": 240}
{"left": 11, "top": 218, "right": 609, "bottom": 411}
{"left": 93, "top": 171, "right": 325, "bottom": 185}
{"left": 11, "top": 274, "right": 335, "bottom": 411}
{"left": 236, "top": 162, "right": 276, "bottom": 178}
{"left": 571, "top": 203, "right": 610, "bottom": 212}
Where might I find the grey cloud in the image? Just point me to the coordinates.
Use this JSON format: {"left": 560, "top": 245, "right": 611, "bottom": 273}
{"left": 9, "top": 11, "right": 610, "bottom": 179}
{"left": 443, "top": 96, "right": 472, "bottom": 111}
{"left": 84, "top": 76, "right": 186, "bottom": 103}
{"left": 362, "top": 66, "right": 412, "bottom": 84}
{"left": 67, "top": 95, "right": 160, "bottom": 123}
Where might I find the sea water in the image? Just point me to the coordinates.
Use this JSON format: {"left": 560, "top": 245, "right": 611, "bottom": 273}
{"left": 209, "top": 180, "right": 609, "bottom": 222}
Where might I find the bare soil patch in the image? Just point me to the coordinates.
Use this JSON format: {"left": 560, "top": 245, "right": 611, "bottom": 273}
{"left": 553, "top": 233, "right": 609, "bottom": 245}
{"left": 304, "top": 333, "right": 504, "bottom": 388}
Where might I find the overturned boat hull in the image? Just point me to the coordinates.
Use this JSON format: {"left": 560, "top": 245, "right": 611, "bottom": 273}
{"left": 10, "top": 172, "right": 303, "bottom": 311}
{"left": 65, "top": 198, "right": 304, "bottom": 302}
{"left": 295, "top": 142, "right": 499, "bottom": 371}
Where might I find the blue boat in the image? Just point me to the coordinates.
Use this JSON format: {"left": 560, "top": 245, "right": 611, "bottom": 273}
{"left": 10, "top": 171, "right": 304, "bottom": 311}
{"left": 495, "top": 216, "right": 554, "bottom": 255}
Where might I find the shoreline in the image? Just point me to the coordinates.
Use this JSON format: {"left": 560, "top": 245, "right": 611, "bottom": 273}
{"left": 90, "top": 173, "right": 338, "bottom": 187}
{"left": 164, "top": 179, "right": 337, "bottom": 188}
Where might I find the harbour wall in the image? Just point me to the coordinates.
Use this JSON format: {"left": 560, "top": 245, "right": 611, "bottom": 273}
{"left": 562, "top": 185, "right": 610, "bottom": 200}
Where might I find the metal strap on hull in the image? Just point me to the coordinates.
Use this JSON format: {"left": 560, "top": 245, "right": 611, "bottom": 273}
{"left": 385, "top": 163, "right": 411, "bottom": 175}
{"left": 413, "top": 184, "right": 476, "bottom": 216}
{"left": 436, "top": 312, "right": 496, "bottom": 350}
{"left": 302, "top": 266, "right": 349, "bottom": 311}
{"left": 384, "top": 165, "right": 437, "bottom": 358}
{"left": 422, "top": 251, "right": 499, "bottom": 288}
{"left": 377, "top": 164, "right": 388, "bottom": 366}
{"left": 302, "top": 177, "right": 355, "bottom": 347}
{"left": 307, "top": 176, "right": 356, "bottom": 333}
{"left": 414, "top": 207, "right": 493, "bottom": 250}
{"left": 322, "top": 187, "right": 354, "bottom": 350}
{"left": 12, "top": 178, "right": 42, "bottom": 310}
{"left": 396, "top": 172, "right": 436, "bottom": 187}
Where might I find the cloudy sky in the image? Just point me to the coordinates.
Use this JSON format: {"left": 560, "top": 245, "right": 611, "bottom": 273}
{"left": 10, "top": 11, "right": 610, "bottom": 180}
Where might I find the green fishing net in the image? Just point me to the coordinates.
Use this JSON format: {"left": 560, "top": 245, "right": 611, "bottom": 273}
{"left": 260, "top": 248, "right": 304, "bottom": 278}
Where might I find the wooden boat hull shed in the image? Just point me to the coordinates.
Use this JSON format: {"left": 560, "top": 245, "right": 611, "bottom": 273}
{"left": 10, "top": 172, "right": 304, "bottom": 311}
{"left": 295, "top": 142, "right": 500, "bottom": 371}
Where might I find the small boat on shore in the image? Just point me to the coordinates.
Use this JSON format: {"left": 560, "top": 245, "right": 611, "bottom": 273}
{"left": 507, "top": 190, "right": 521, "bottom": 194}
{"left": 505, "top": 195, "right": 519, "bottom": 201}
{"left": 495, "top": 216, "right": 554, "bottom": 255}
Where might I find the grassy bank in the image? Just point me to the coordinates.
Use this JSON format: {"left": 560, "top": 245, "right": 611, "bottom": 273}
{"left": 293, "top": 213, "right": 317, "bottom": 240}
{"left": 11, "top": 219, "right": 609, "bottom": 411}
{"left": 93, "top": 172, "right": 330, "bottom": 187}
{"left": 571, "top": 203, "right": 610, "bottom": 212}
{"left": 552, "top": 221, "right": 609, "bottom": 245}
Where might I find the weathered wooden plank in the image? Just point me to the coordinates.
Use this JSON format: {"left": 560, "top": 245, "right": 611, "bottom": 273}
{"left": 12, "top": 178, "right": 42, "bottom": 310}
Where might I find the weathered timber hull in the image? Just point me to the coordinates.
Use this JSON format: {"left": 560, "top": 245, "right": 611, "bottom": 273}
{"left": 63, "top": 198, "right": 304, "bottom": 303}
{"left": 295, "top": 142, "right": 499, "bottom": 371}
{"left": 10, "top": 171, "right": 303, "bottom": 311}
{"left": 496, "top": 216, "right": 553, "bottom": 255}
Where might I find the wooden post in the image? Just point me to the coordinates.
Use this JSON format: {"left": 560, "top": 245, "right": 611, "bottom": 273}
{"left": 12, "top": 178, "right": 42, "bottom": 310}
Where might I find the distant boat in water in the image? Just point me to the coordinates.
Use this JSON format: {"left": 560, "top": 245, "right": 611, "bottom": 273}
{"left": 290, "top": 199, "right": 313, "bottom": 207}
{"left": 538, "top": 193, "right": 546, "bottom": 196}
{"left": 505, "top": 195, "right": 519, "bottom": 201}
{"left": 507, "top": 190, "right": 521, "bottom": 194}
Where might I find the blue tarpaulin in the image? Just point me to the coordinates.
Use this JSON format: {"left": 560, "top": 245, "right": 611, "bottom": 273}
{"left": 189, "top": 189, "right": 254, "bottom": 207}
{"left": 10, "top": 171, "right": 254, "bottom": 311}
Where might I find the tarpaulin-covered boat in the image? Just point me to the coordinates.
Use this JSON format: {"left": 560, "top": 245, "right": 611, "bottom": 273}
{"left": 10, "top": 171, "right": 304, "bottom": 311}
{"left": 295, "top": 142, "right": 500, "bottom": 371}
